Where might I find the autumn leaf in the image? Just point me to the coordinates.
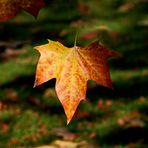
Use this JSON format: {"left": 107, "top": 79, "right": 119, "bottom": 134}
{"left": 0, "top": 0, "right": 45, "bottom": 21}
{"left": 34, "top": 39, "right": 119, "bottom": 124}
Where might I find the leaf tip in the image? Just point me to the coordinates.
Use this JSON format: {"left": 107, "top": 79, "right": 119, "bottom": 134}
{"left": 33, "top": 83, "right": 36, "bottom": 88}
{"left": 64, "top": 107, "right": 76, "bottom": 125}
{"left": 33, "top": 80, "right": 37, "bottom": 88}
{"left": 33, "top": 79, "right": 41, "bottom": 88}
{"left": 34, "top": 46, "right": 40, "bottom": 51}
{"left": 65, "top": 112, "right": 73, "bottom": 125}
{"left": 67, "top": 119, "right": 71, "bottom": 125}
{"left": 47, "top": 39, "right": 52, "bottom": 43}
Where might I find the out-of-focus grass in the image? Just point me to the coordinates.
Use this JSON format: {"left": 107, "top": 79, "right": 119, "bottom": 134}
{"left": 0, "top": 46, "right": 36, "bottom": 85}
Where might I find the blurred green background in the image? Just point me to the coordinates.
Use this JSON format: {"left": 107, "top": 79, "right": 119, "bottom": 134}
{"left": 0, "top": 0, "right": 148, "bottom": 147}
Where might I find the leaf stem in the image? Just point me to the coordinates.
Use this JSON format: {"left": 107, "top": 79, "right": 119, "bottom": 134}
{"left": 74, "top": 30, "right": 78, "bottom": 47}
{"left": 74, "top": 27, "right": 79, "bottom": 47}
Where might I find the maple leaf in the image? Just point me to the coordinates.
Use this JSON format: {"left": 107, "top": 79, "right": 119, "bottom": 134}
{"left": 34, "top": 39, "right": 119, "bottom": 124}
{"left": 0, "top": 0, "right": 45, "bottom": 21}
